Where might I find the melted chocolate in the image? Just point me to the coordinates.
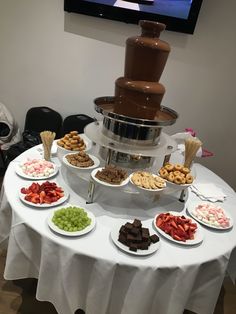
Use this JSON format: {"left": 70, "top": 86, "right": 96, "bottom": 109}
{"left": 112, "top": 20, "right": 171, "bottom": 120}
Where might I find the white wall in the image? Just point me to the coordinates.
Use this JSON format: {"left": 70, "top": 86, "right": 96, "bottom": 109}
{"left": 0, "top": 0, "right": 236, "bottom": 190}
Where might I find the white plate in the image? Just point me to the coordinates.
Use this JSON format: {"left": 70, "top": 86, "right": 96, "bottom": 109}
{"left": 110, "top": 224, "right": 160, "bottom": 256}
{"left": 62, "top": 153, "right": 100, "bottom": 170}
{"left": 158, "top": 168, "right": 195, "bottom": 190}
{"left": 165, "top": 180, "right": 192, "bottom": 189}
{"left": 56, "top": 133, "right": 92, "bottom": 153}
{"left": 91, "top": 167, "right": 129, "bottom": 187}
{"left": 19, "top": 182, "right": 69, "bottom": 208}
{"left": 129, "top": 173, "right": 166, "bottom": 192}
{"left": 15, "top": 161, "right": 58, "bottom": 180}
{"left": 47, "top": 208, "right": 96, "bottom": 236}
{"left": 153, "top": 211, "right": 204, "bottom": 246}
{"left": 187, "top": 201, "right": 233, "bottom": 230}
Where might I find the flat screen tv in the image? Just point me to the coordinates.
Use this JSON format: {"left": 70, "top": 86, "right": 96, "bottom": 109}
{"left": 64, "top": 0, "right": 203, "bottom": 34}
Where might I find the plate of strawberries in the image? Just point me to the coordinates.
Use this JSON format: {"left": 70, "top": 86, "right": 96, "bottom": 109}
{"left": 19, "top": 181, "right": 69, "bottom": 208}
{"left": 153, "top": 211, "right": 203, "bottom": 246}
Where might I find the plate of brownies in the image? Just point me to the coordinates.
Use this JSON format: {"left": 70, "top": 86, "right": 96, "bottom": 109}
{"left": 91, "top": 165, "right": 129, "bottom": 187}
{"left": 63, "top": 152, "right": 100, "bottom": 170}
{"left": 110, "top": 219, "right": 160, "bottom": 256}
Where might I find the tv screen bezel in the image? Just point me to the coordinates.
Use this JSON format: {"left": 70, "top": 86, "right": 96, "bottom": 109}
{"left": 64, "top": 0, "right": 203, "bottom": 34}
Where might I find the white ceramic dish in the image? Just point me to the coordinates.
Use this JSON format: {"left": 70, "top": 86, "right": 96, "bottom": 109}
{"left": 153, "top": 211, "right": 204, "bottom": 246}
{"left": 15, "top": 161, "right": 58, "bottom": 180}
{"left": 19, "top": 182, "right": 69, "bottom": 208}
{"left": 47, "top": 208, "right": 96, "bottom": 236}
{"left": 158, "top": 167, "right": 195, "bottom": 190}
{"left": 91, "top": 167, "right": 129, "bottom": 187}
{"left": 56, "top": 134, "right": 92, "bottom": 153}
{"left": 62, "top": 153, "right": 100, "bottom": 170}
{"left": 165, "top": 180, "right": 193, "bottom": 190}
{"left": 187, "top": 201, "right": 233, "bottom": 230}
{"left": 110, "top": 224, "right": 160, "bottom": 256}
{"left": 129, "top": 173, "right": 166, "bottom": 192}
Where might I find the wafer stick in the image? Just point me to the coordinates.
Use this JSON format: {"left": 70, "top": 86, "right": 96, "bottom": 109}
{"left": 184, "top": 137, "right": 202, "bottom": 168}
{"left": 40, "top": 131, "right": 56, "bottom": 161}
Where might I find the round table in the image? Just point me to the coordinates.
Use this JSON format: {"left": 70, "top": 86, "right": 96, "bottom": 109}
{"left": 0, "top": 144, "right": 236, "bottom": 314}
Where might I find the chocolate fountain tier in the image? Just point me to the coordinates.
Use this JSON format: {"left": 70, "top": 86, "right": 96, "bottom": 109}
{"left": 124, "top": 20, "right": 170, "bottom": 82}
{"left": 114, "top": 77, "right": 165, "bottom": 119}
{"left": 94, "top": 96, "right": 178, "bottom": 146}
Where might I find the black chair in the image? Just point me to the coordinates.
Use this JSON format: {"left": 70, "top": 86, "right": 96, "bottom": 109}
{"left": 24, "top": 106, "right": 63, "bottom": 139}
{"left": 62, "top": 114, "right": 94, "bottom": 135}
{"left": 5, "top": 106, "right": 63, "bottom": 164}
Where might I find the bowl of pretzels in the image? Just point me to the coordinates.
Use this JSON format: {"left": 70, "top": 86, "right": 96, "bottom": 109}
{"left": 158, "top": 162, "right": 194, "bottom": 189}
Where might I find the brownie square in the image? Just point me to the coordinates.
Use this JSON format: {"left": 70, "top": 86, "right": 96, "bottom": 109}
{"left": 129, "top": 243, "right": 138, "bottom": 252}
{"left": 124, "top": 222, "right": 133, "bottom": 231}
{"left": 120, "top": 226, "right": 127, "bottom": 235}
{"left": 150, "top": 234, "right": 159, "bottom": 243}
{"left": 127, "top": 232, "right": 142, "bottom": 242}
{"left": 130, "top": 227, "right": 139, "bottom": 236}
{"left": 118, "top": 234, "right": 127, "bottom": 245}
{"left": 139, "top": 242, "right": 149, "bottom": 250}
{"left": 133, "top": 219, "right": 142, "bottom": 228}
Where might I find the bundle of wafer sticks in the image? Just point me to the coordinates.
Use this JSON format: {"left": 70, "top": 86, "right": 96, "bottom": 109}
{"left": 184, "top": 137, "right": 202, "bottom": 168}
{"left": 40, "top": 131, "right": 56, "bottom": 161}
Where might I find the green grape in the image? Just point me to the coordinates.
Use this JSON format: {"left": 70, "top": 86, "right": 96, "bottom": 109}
{"left": 52, "top": 206, "right": 92, "bottom": 232}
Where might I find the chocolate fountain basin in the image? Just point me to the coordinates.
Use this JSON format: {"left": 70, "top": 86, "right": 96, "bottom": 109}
{"left": 94, "top": 96, "right": 178, "bottom": 146}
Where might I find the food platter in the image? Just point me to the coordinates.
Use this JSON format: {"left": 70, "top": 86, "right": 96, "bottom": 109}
{"left": 129, "top": 173, "right": 166, "bottom": 192}
{"left": 157, "top": 163, "right": 195, "bottom": 190}
{"left": 19, "top": 181, "right": 69, "bottom": 208}
{"left": 62, "top": 153, "right": 100, "bottom": 170}
{"left": 57, "top": 134, "right": 92, "bottom": 153}
{"left": 187, "top": 201, "right": 233, "bottom": 230}
{"left": 153, "top": 211, "right": 204, "bottom": 246}
{"left": 110, "top": 224, "right": 160, "bottom": 256}
{"left": 15, "top": 161, "right": 58, "bottom": 180}
{"left": 47, "top": 209, "right": 96, "bottom": 236}
{"left": 19, "top": 191, "right": 69, "bottom": 208}
{"left": 91, "top": 167, "right": 130, "bottom": 187}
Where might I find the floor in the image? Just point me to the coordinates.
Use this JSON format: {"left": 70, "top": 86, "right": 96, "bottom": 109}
{"left": 0, "top": 172, "right": 236, "bottom": 314}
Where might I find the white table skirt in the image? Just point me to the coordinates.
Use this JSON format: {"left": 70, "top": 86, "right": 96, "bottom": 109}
{"left": 1, "top": 146, "right": 236, "bottom": 314}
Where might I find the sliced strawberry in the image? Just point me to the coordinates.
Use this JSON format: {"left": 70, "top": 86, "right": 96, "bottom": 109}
{"left": 189, "top": 225, "right": 197, "bottom": 231}
{"left": 39, "top": 191, "right": 46, "bottom": 204}
{"left": 178, "top": 224, "right": 185, "bottom": 233}
{"left": 156, "top": 217, "right": 163, "bottom": 227}
{"left": 43, "top": 196, "right": 52, "bottom": 204}
{"left": 171, "top": 220, "right": 178, "bottom": 229}
{"left": 184, "top": 224, "right": 189, "bottom": 232}
{"left": 173, "top": 234, "right": 182, "bottom": 241}
{"left": 30, "top": 195, "right": 40, "bottom": 204}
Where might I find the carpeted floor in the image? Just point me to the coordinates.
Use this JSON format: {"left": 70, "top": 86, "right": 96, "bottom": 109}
{"left": 0, "top": 172, "right": 236, "bottom": 314}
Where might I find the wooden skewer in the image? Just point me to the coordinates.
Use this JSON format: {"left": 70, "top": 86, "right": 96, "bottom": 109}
{"left": 40, "top": 131, "right": 56, "bottom": 161}
{"left": 184, "top": 137, "right": 202, "bottom": 168}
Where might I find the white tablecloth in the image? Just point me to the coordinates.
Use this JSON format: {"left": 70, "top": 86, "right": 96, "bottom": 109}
{"left": 1, "top": 146, "right": 236, "bottom": 314}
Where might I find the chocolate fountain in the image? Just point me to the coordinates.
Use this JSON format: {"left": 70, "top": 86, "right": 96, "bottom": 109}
{"left": 85, "top": 20, "right": 178, "bottom": 169}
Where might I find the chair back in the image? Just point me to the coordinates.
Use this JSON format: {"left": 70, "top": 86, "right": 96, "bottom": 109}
{"left": 24, "top": 107, "right": 62, "bottom": 138}
{"left": 62, "top": 114, "right": 94, "bottom": 135}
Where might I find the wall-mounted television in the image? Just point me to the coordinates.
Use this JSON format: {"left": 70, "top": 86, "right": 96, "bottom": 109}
{"left": 64, "top": 0, "right": 203, "bottom": 34}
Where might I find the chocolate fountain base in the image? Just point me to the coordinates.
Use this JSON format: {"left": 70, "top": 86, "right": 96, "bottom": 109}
{"left": 84, "top": 121, "right": 177, "bottom": 169}
{"left": 94, "top": 97, "right": 178, "bottom": 145}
